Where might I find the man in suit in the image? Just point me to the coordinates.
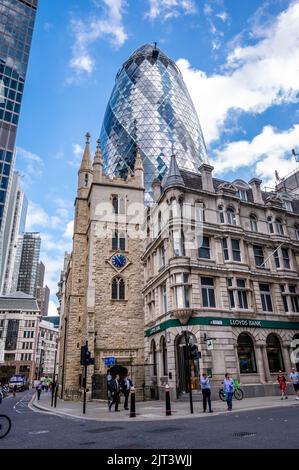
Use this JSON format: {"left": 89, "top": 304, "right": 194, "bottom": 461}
{"left": 108, "top": 374, "right": 121, "bottom": 412}
{"left": 121, "top": 373, "right": 133, "bottom": 410}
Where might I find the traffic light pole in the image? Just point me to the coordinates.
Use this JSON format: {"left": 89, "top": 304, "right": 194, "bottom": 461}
{"left": 83, "top": 340, "right": 88, "bottom": 415}
{"left": 183, "top": 331, "right": 193, "bottom": 414}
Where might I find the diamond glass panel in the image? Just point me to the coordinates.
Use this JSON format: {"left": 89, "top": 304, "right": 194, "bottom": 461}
{"left": 100, "top": 44, "right": 208, "bottom": 202}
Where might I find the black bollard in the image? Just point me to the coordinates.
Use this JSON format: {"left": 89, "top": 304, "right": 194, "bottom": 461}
{"left": 165, "top": 384, "right": 171, "bottom": 416}
{"left": 130, "top": 386, "right": 136, "bottom": 418}
{"left": 54, "top": 384, "right": 58, "bottom": 408}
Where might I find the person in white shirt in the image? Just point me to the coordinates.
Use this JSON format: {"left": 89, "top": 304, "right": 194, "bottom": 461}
{"left": 289, "top": 368, "right": 299, "bottom": 400}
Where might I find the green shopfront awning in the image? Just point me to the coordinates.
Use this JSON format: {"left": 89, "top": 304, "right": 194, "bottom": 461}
{"left": 145, "top": 316, "right": 299, "bottom": 337}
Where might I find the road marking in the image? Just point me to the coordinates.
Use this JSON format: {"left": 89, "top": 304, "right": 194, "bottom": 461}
{"left": 29, "top": 430, "right": 49, "bottom": 435}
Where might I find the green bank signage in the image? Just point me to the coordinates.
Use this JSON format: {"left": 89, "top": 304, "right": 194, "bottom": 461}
{"left": 145, "top": 316, "right": 299, "bottom": 337}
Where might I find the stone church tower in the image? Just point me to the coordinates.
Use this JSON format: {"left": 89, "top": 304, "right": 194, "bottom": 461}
{"left": 59, "top": 133, "right": 145, "bottom": 399}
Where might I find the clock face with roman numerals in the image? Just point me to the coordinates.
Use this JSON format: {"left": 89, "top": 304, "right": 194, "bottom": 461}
{"left": 111, "top": 254, "right": 126, "bottom": 269}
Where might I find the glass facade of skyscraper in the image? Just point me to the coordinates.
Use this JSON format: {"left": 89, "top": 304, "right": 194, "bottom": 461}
{"left": 0, "top": 0, "right": 38, "bottom": 230}
{"left": 100, "top": 44, "right": 208, "bottom": 201}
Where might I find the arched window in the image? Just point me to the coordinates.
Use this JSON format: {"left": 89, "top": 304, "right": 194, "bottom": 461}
{"left": 112, "top": 195, "right": 118, "bottom": 214}
{"left": 266, "top": 334, "right": 284, "bottom": 373}
{"left": 267, "top": 216, "right": 274, "bottom": 234}
{"left": 111, "top": 277, "right": 125, "bottom": 300}
{"left": 119, "top": 197, "right": 126, "bottom": 215}
{"left": 161, "top": 336, "right": 168, "bottom": 376}
{"left": 112, "top": 231, "right": 126, "bottom": 251}
{"left": 151, "top": 340, "right": 157, "bottom": 376}
{"left": 218, "top": 205, "right": 225, "bottom": 224}
{"left": 250, "top": 214, "right": 258, "bottom": 232}
{"left": 275, "top": 218, "right": 284, "bottom": 235}
{"left": 227, "top": 207, "right": 236, "bottom": 225}
{"left": 237, "top": 333, "right": 257, "bottom": 373}
{"left": 294, "top": 224, "right": 299, "bottom": 241}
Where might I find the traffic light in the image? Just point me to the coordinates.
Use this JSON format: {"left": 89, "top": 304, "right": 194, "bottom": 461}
{"left": 189, "top": 343, "right": 200, "bottom": 360}
{"left": 80, "top": 345, "right": 95, "bottom": 366}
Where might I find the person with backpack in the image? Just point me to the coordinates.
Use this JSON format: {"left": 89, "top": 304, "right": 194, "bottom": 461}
{"left": 108, "top": 374, "right": 121, "bottom": 412}
{"left": 121, "top": 373, "right": 133, "bottom": 410}
{"left": 277, "top": 370, "right": 288, "bottom": 400}
{"left": 223, "top": 373, "right": 235, "bottom": 411}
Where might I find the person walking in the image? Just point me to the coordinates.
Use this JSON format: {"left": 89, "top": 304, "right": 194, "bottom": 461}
{"left": 108, "top": 374, "right": 121, "bottom": 412}
{"left": 121, "top": 373, "right": 133, "bottom": 410}
{"left": 223, "top": 373, "right": 235, "bottom": 411}
{"left": 200, "top": 372, "right": 213, "bottom": 413}
{"left": 289, "top": 368, "right": 299, "bottom": 400}
{"left": 12, "top": 384, "right": 17, "bottom": 398}
{"left": 36, "top": 380, "right": 43, "bottom": 401}
{"left": 277, "top": 370, "right": 288, "bottom": 399}
{"left": 107, "top": 370, "right": 112, "bottom": 405}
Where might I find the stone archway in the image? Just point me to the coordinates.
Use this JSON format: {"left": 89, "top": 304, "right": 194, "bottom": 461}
{"left": 175, "top": 331, "right": 199, "bottom": 396}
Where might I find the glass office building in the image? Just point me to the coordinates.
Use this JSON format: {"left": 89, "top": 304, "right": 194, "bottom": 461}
{"left": 100, "top": 44, "right": 208, "bottom": 202}
{"left": 0, "top": 0, "right": 38, "bottom": 231}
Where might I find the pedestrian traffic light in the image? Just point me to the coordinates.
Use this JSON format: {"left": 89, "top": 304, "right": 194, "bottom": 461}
{"left": 189, "top": 344, "right": 200, "bottom": 359}
{"left": 80, "top": 345, "right": 87, "bottom": 365}
{"left": 80, "top": 345, "right": 95, "bottom": 366}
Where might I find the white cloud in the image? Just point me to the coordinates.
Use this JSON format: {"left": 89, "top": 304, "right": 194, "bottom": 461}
{"left": 211, "top": 124, "right": 299, "bottom": 186}
{"left": 16, "top": 147, "right": 44, "bottom": 187}
{"left": 68, "top": 143, "right": 84, "bottom": 166}
{"left": 177, "top": 1, "right": 299, "bottom": 144}
{"left": 63, "top": 220, "right": 74, "bottom": 240}
{"left": 26, "top": 201, "right": 63, "bottom": 231}
{"left": 48, "top": 300, "right": 59, "bottom": 316}
{"left": 69, "top": 0, "right": 127, "bottom": 77}
{"left": 146, "top": 0, "right": 196, "bottom": 20}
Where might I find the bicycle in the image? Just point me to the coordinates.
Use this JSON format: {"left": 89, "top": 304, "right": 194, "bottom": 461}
{"left": 0, "top": 415, "right": 12, "bottom": 439}
{"left": 219, "top": 380, "right": 244, "bottom": 401}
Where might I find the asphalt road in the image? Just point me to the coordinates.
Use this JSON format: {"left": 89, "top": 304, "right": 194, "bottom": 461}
{"left": 0, "top": 390, "right": 298, "bottom": 449}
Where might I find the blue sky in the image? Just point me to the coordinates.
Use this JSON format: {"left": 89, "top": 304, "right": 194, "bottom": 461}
{"left": 14, "top": 0, "right": 299, "bottom": 314}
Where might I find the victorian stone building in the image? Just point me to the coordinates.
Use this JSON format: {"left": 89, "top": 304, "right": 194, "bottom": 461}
{"left": 58, "top": 134, "right": 145, "bottom": 399}
{"left": 143, "top": 157, "right": 299, "bottom": 399}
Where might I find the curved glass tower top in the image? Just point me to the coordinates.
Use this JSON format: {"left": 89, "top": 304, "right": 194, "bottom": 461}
{"left": 100, "top": 43, "right": 208, "bottom": 201}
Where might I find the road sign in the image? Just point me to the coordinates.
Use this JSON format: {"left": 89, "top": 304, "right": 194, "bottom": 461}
{"left": 104, "top": 357, "right": 116, "bottom": 366}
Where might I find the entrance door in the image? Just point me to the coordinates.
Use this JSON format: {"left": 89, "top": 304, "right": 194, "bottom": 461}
{"left": 176, "top": 333, "right": 200, "bottom": 395}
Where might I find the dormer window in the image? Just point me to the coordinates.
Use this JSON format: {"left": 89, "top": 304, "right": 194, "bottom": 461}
{"left": 238, "top": 190, "right": 247, "bottom": 201}
{"left": 282, "top": 200, "right": 293, "bottom": 212}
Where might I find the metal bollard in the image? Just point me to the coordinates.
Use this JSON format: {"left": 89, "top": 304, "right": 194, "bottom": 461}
{"left": 54, "top": 384, "right": 58, "bottom": 408}
{"left": 130, "top": 386, "right": 136, "bottom": 418}
{"left": 165, "top": 384, "right": 171, "bottom": 416}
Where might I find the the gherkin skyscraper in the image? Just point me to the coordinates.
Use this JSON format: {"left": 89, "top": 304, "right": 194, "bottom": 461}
{"left": 100, "top": 43, "right": 208, "bottom": 201}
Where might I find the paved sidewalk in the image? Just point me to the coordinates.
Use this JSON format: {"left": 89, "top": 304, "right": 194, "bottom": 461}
{"left": 30, "top": 391, "right": 299, "bottom": 422}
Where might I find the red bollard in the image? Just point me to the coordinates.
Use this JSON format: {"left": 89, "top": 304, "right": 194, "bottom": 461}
{"left": 130, "top": 386, "right": 136, "bottom": 418}
{"left": 165, "top": 384, "right": 171, "bottom": 416}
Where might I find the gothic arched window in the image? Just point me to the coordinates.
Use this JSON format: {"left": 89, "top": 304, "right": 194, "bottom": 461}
{"left": 111, "top": 277, "right": 125, "bottom": 300}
